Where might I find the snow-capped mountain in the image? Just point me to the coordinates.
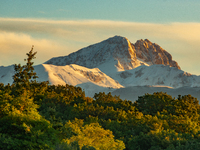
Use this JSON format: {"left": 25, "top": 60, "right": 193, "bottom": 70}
{"left": 1, "top": 35, "right": 200, "bottom": 101}
{"left": 45, "top": 36, "right": 180, "bottom": 74}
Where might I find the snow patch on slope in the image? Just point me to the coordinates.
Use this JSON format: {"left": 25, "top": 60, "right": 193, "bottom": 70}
{"left": 42, "top": 64, "right": 123, "bottom": 88}
{"left": 0, "top": 64, "right": 123, "bottom": 90}
{"left": 110, "top": 65, "right": 200, "bottom": 88}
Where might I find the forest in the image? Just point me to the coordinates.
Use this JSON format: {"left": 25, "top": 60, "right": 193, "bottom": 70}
{"left": 1, "top": 48, "right": 200, "bottom": 150}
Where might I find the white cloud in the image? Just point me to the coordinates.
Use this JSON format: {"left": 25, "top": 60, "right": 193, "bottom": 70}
{"left": 0, "top": 31, "right": 67, "bottom": 65}
{"left": 0, "top": 18, "right": 199, "bottom": 75}
{"left": 1, "top": 18, "right": 200, "bottom": 43}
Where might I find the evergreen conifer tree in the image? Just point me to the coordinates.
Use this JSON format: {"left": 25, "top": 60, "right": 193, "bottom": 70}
{"left": 13, "top": 46, "right": 38, "bottom": 87}
{"left": 12, "top": 46, "right": 39, "bottom": 97}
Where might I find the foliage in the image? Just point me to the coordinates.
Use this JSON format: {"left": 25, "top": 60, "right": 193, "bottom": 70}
{"left": 33, "top": 89, "right": 200, "bottom": 150}
{"left": 0, "top": 88, "right": 59, "bottom": 149}
{"left": 135, "top": 92, "right": 174, "bottom": 116}
{"left": 61, "top": 118, "right": 125, "bottom": 150}
{"left": 0, "top": 47, "right": 57, "bottom": 149}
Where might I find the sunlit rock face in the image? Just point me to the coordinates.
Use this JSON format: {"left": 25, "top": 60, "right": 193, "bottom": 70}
{"left": 133, "top": 39, "right": 181, "bottom": 69}
{"left": 45, "top": 35, "right": 181, "bottom": 72}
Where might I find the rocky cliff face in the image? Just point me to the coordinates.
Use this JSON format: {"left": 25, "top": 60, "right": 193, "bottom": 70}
{"left": 45, "top": 36, "right": 181, "bottom": 71}
{"left": 133, "top": 39, "right": 180, "bottom": 69}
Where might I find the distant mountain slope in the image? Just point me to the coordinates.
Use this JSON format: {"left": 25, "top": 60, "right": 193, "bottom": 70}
{"left": 2, "top": 63, "right": 199, "bottom": 99}
{"left": 112, "top": 64, "right": 200, "bottom": 88}
{"left": 0, "top": 64, "right": 123, "bottom": 89}
{"left": 112, "top": 86, "right": 200, "bottom": 102}
{"left": 44, "top": 36, "right": 180, "bottom": 74}
{"left": 0, "top": 65, "right": 15, "bottom": 85}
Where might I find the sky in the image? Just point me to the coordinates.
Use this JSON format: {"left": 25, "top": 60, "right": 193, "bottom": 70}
{"left": 0, "top": 0, "right": 200, "bottom": 75}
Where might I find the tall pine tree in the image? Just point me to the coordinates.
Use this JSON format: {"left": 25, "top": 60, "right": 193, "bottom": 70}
{"left": 13, "top": 45, "right": 38, "bottom": 87}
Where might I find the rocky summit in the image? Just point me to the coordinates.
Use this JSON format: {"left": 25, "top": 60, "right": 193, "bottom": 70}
{"left": 134, "top": 39, "right": 180, "bottom": 69}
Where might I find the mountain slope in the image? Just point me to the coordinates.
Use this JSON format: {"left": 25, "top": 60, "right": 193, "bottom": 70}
{"left": 0, "top": 64, "right": 123, "bottom": 89}
{"left": 112, "top": 64, "right": 200, "bottom": 88}
{"left": 45, "top": 36, "right": 180, "bottom": 74}
{"left": 41, "top": 64, "right": 123, "bottom": 88}
{"left": 0, "top": 65, "right": 15, "bottom": 85}
{"left": 112, "top": 86, "right": 200, "bottom": 102}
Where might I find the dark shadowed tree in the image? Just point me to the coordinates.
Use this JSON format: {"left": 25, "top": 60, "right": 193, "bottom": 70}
{"left": 13, "top": 45, "right": 38, "bottom": 87}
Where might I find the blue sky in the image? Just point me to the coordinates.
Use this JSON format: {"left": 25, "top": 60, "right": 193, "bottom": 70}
{"left": 0, "top": 0, "right": 200, "bottom": 75}
{"left": 1, "top": 0, "right": 200, "bottom": 22}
